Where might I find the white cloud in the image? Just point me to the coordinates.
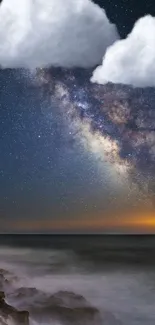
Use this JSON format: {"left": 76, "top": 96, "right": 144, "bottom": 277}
{"left": 0, "top": 0, "right": 119, "bottom": 69}
{"left": 91, "top": 15, "right": 155, "bottom": 87}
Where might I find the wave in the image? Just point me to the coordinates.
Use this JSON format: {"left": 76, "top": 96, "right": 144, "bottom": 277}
{"left": 0, "top": 245, "right": 155, "bottom": 325}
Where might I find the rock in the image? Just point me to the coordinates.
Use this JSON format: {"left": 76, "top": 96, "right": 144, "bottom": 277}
{"left": 0, "top": 291, "right": 29, "bottom": 325}
{"left": 31, "top": 305, "right": 101, "bottom": 325}
{"left": 0, "top": 270, "right": 10, "bottom": 276}
{"left": 51, "top": 291, "right": 88, "bottom": 308}
{"left": 6, "top": 287, "right": 122, "bottom": 324}
{"left": 0, "top": 270, "right": 17, "bottom": 293}
{"left": 0, "top": 274, "right": 9, "bottom": 291}
{"left": 7, "top": 287, "right": 47, "bottom": 309}
{"left": 9, "top": 287, "right": 41, "bottom": 300}
{"left": 0, "top": 292, "right": 5, "bottom": 300}
{"left": 40, "top": 305, "right": 101, "bottom": 325}
{"left": 30, "top": 290, "right": 101, "bottom": 325}
{"left": 0, "top": 315, "right": 8, "bottom": 325}
{"left": 8, "top": 288, "right": 101, "bottom": 324}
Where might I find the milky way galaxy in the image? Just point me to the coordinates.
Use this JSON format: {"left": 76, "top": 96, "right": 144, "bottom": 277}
{"left": 1, "top": 0, "right": 155, "bottom": 233}
{"left": 30, "top": 67, "right": 155, "bottom": 205}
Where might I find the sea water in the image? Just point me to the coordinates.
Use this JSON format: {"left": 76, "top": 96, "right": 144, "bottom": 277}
{"left": 0, "top": 235, "right": 155, "bottom": 325}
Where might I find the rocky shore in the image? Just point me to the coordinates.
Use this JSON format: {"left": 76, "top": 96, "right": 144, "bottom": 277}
{"left": 0, "top": 268, "right": 105, "bottom": 325}
{"left": 0, "top": 291, "right": 29, "bottom": 325}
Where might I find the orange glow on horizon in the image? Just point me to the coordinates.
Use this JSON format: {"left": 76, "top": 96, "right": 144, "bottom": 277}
{"left": 4, "top": 209, "right": 155, "bottom": 233}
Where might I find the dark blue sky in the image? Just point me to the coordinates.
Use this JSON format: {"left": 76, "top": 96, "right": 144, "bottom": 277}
{"left": 0, "top": 69, "right": 124, "bottom": 231}
{"left": 0, "top": 0, "right": 155, "bottom": 233}
{"left": 94, "top": 0, "right": 155, "bottom": 38}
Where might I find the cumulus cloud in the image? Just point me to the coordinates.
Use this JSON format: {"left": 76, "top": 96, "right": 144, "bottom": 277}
{"left": 91, "top": 15, "right": 155, "bottom": 87}
{"left": 0, "top": 0, "right": 119, "bottom": 69}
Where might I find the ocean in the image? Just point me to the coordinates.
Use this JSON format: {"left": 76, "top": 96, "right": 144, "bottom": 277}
{"left": 0, "top": 235, "right": 155, "bottom": 325}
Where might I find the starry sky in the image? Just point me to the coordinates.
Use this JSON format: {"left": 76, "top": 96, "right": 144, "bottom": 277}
{"left": 0, "top": 0, "right": 155, "bottom": 233}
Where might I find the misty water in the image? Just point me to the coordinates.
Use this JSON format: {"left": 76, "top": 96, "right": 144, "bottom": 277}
{"left": 0, "top": 235, "right": 155, "bottom": 325}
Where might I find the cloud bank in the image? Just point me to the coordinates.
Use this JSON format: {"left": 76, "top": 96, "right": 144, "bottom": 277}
{"left": 0, "top": 0, "right": 119, "bottom": 69}
{"left": 91, "top": 15, "right": 155, "bottom": 87}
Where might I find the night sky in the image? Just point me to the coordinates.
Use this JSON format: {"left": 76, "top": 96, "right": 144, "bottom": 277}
{"left": 0, "top": 0, "right": 155, "bottom": 233}
{"left": 95, "top": 0, "right": 155, "bottom": 38}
